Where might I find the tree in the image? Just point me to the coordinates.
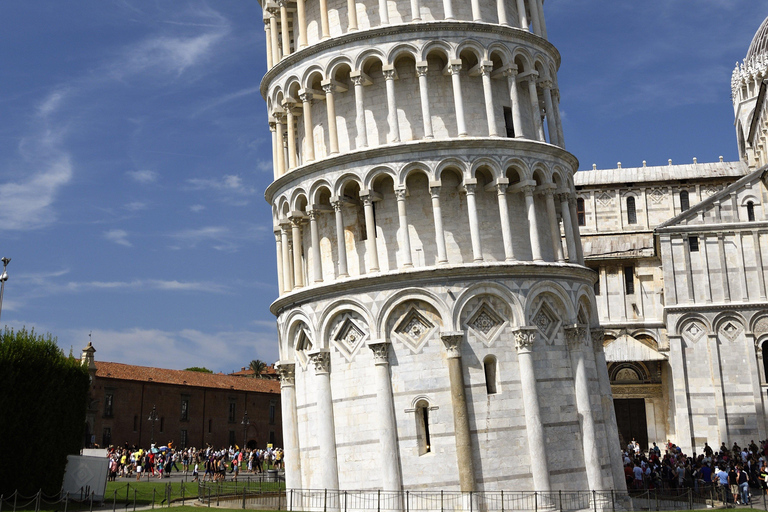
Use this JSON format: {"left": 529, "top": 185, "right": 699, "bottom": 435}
{"left": 184, "top": 366, "right": 213, "bottom": 373}
{"left": 0, "top": 327, "right": 89, "bottom": 495}
{"left": 249, "top": 359, "right": 267, "bottom": 377}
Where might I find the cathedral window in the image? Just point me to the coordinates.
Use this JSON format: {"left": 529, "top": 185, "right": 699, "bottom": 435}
{"left": 415, "top": 400, "right": 431, "bottom": 455}
{"left": 626, "top": 197, "right": 637, "bottom": 225}
{"left": 577, "top": 198, "right": 585, "bottom": 226}
{"left": 688, "top": 236, "right": 699, "bottom": 252}
{"left": 483, "top": 356, "right": 498, "bottom": 395}
{"left": 624, "top": 266, "right": 635, "bottom": 295}
{"left": 503, "top": 107, "right": 515, "bottom": 137}
{"left": 748, "top": 201, "right": 756, "bottom": 222}
{"left": 680, "top": 191, "right": 690, "bottom": 211}
{"left": 104, "top": 392, "right": 114, "bottom": 418}
{"left": 762, "top": 340, "right": 768, "bottom": 382}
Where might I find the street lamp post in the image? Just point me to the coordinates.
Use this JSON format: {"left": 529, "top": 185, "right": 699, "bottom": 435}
{"left": 241, "top": 411, "right": 250, "bottom": 451}
{"left": 0, "top": 257, "right": 11, "bottom": 324}
{"left": 148, "top": 405, "right": 159, "bottom": 446}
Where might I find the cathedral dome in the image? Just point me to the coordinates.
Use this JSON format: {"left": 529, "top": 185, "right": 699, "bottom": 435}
{"left": 746, "top": 16, "right": 768, "bottom": 62}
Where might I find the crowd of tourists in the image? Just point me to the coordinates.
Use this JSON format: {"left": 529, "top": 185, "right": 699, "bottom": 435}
{"left": 106, "top": 444, "right": 284, "bottom": 482}
{"left": 623, "top": 438, "right": 768, "bottom": 505}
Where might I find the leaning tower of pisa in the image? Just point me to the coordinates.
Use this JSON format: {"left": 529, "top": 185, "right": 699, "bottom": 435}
{"left": 261, "top": 0, "right": 625, "bottom": 494}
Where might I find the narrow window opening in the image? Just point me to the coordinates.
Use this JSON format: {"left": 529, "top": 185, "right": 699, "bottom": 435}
{"left": 104, "top": 392, "right": 114, "bottom": 417}
{"left": 688, "top": 236, "right": 699, "bottom": 252}
{"left": 748, "top": 201, "right": 756, "bottom": 222}
{"left": 591, "top": 268, "right": 600, "bottom": 295}
{"left": 680, "top": 191, "right": 690, "bottom": 212}
{"left": 269, "top": 400, "right": 276, "bottom": 424}
{"left": 180, "top": 429, "right": 188, "bottom": 449}
{"left": 229, "top": 430, "right": 236, "bottom": 447}
{"left": 624, "top": 266, "right": 635, "bottom": 295}
{"left": 577, "top": 198, "right": 585, "bottom": 226}
{"left": 626, "top": 197, "right": 637, "bottom": 225}
{"left": 159, "top": 417, "right": 164, "bottom": 433}
{"left": 483, "top": 356, "right": 498, "bottom": 395}
{"left": 503, "top": 107, "right": 515, "bottom": 137}
{"left": 229, "top": 401, "right": 236, "bottom": 423}
{"left": 208, "top": 419, "right": 212, "bottom": 434}
{"left": 762, "top": 340, "right": 768, "bottom": 383}
{"left": 415, "top": 400, "right": 431, "bottom": 455}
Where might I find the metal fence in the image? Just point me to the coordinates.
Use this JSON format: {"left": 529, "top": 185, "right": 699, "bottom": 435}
{"left": 197, "top": 484, "right": 758, "bottom": 512}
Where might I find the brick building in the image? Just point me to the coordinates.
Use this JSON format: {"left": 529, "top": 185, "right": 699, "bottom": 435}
{"left": 81, "top": 343, "right": 282, "bottom": 450}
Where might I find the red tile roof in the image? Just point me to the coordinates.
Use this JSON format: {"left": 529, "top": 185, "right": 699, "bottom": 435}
{"left": 95, "top": 361, "right": 280, "bottom": 394}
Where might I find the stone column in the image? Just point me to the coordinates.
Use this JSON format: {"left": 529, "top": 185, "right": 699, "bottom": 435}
{"left": 564, "top": 325, "right": 604, "bottom": 491}
{"left": 276, "top": 362, "right": 302, "bottom": 490}
{"left": 528, "top": 0, "right": 542, "bottom": 35}
{"left": 504, "top": 67, "right": 524, "bottom": 139}
{"left": 544, "top": 187, "right": 564, "bottom": 262}
{"left": 497, "top": 0, "right": 508, "bottom": 25}
{"left": 383, "top": 65, "right": 401, "bottom": 143}
{"left": 525, "top": 75, "right": 545, "bottom": 142}
{"left": 448, "top": 60, "right": 467, "bottom": 136}
{"left": 513, "top": 327, "right": 551, "bottom": 492}
{"left": 368, "top": 341, "right": 403, "bottom": 492}
{"left": 274, "top": 112, "right": 287, "bottom": 177}
{"left": 552, "top": 88, "right": 565, "bottom": 148}
{"left": 755, "top": 231, "right": 767, "bottom": 299}
{"left": 309, "top": 210, "right": 323, "bottom": 283}
{"left": 281, "top": 224, "right": 294, "bottom": 292}
{"left": 495, "top": 181, "right": 516, "bottom": 261}
{"left": 283, "top": 101, "right": 298, "bottom": 169}
{"left": 299, "top": 91, "right": 315, "bottom": 163}
{"left": 480, "top": 61, "right": 498, "bottom": 137}
{"left": 536, "top": 0, "right": 547, "bottom": 38}
{"left": 441, "top": 332, "right": 476, "bottom": 492}
{"left": 319, "top": 0, "right": 330, "bottom": 38}
{"left": 464, "top": 182, "right": 483, "bottom": 262}
{"left": 278, "top": 0, "right": 291, "bottom": 57}
{"left": 558, "top": 193, "right": 577, "bottom": 262}
{"left": 268, "top": 8, "right": 281, "bottom": 62}
{"left": 668, "top": 335, "right": 694, "bottom": 454}
{"left": 361, "top": 194, "right": 380, "bottom": 272}
{"left": 515, "top": 0, "right": 528, "bottom": 29}
{"left": 351, "top": 72, "right": 369, "bottom": 148}
{"left": 443, "top": 0, "right": 454, "bottom": 19}
{"left": 523, "top": 184, "right": 543, "bottom": 262}
{"left": 416, "top": 62, "right": 434, "bottom": 139}
{"left": 347, "top": 0, "right": 359, "bottom": 30}
{"left": 332, "top": 200, "right": 349, "bottom": 277}
{"left": 430, "top": 185, "right": 449, "bottom": 265}
{"left": 410, "top": 0, "right": 421, "bottom": 21}
{"left": 308, "top": 350, "right": 340, "bottom": 493}
{"left": 264, "top": 23, "right": 274, "bottom": 69}
{"left": 395, "top": 188, "right": 413, "bottom": 268}
{"left": 322, "top": 81, "right": 340, "bottom": 154}
{"left": 539, "top": 80, "right": 558, "bottom": 146}
{"left": 705, "top": 333, "right": 728, "bottom": 443}
{"left": 296, "top": 0, "right": 308, "bottom": 48}
{"left": 269, "top": 119, "right": 278, "bottom": 180}
{"left": 290, "top": 216, "right": 305, "bottom": 289}
{"left": 590, "top": 328, "right": 627, "bottom": 491}
{"left": 378, "top": 0, "right": 390, "bottom": 24}
{"left": 274, "top": 230, "right": 284, "bottom": 294}
{"left": 568, "top": 197, "right": 585, "bottom": 264}
{"left": 470, "top": 0, "right": 482, "bottom": 21}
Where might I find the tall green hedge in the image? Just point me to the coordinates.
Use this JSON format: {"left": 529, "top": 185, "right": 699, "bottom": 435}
{"left": 0, "top": 327, "right": 90, "bottom": 495}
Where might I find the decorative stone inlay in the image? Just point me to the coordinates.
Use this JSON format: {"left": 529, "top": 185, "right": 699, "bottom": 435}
{"left": 395, "top": 308, "right": 434, "bottom": 353}
{"left": 467, "top": 304, "right": 503, "bottom": 337}
{"left": 513, "top": 327, "right": 537, "bottom": 353}
{"left": 440, "top": 332, "right": 464, "bottom": 359}
{"left": 333, "top": 316, "right": 366, "bottom": 360}
{"left": 719, "top": 320, "right": 743, "bottom": 341}
{"left": 682, "top": 321, "right": 705, "bottom": 342}
{"left": 276, "top": 361, "right": 296, "bottom": 386}
{"left": 295, "top": 329, "right": 314, "bottom": 369}
{"left": 308, "top": 350, "right": 331, "bottom": 374}
{"left": 649, "top": 188, "right": 665, "bottom": 204}
{"left": 596, "top": 191, "right": 613, "bottom": 207}
{"left": 564, "top": 324, "right": 588, "bottom": 349}
{"left": 531, "top": 301, "right": 560, "bottom": 342}
{"left": 704, "top": 186, "right": 719, "bottom": 197}
{"left": 368, "top": 341, "right": 390, "bottom": 365}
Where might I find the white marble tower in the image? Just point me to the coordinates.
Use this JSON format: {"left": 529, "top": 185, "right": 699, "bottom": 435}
{"left": 259, "top": 0, "right": 626, "bottom": 493}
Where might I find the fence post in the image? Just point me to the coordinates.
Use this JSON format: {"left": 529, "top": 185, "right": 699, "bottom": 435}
{"left": 655, "top": 488, "right": 658, "bottom": 512}
{"left": 407, "top": 491, "right": 410, "bottom": 512}
{"left": 559, "top": 490, "right": 562, "bottom": 512}
{"left": 440, "top": 490, "right": 443, "bottom": 512}
{"left": 64, "top": 492, "right": 69, "bottom": 512}
{"left": 243, "top": 487, "right": 246, "bottom": 509}
{"left": 611, "top": 490, "right": 615, "bottom": 512}
{"left": 290, "top": 489, "right": 294, "bottom": 512}
{"left": 36, "top": 490, "right": 40, "bottom": 512}
{"left": 470, "top": 491, "right": 473, "bottom": 512}
{"left": 152, "top": 488, "right": 156, "bottom": 509}
{"left": 377, "top": 490, "right": 381, "bottom": 512}
{"left": 113, "top": 489, "right": 117, "bottom": 512}
{"left": 324, "top": 489, "right": 328, "bottom": 512}
{"left": 593, "top": 490, "right": 597, "bottom": 512}
{"left": 133, "top": 489, "right": 137, "bottom": 512}
{"left": 688, "top": 488, "right": 692, "bottom": 510}
{"left": 126, "top": 483, "right": 130, "bottom": 504}
{"left": 534, "top": 492, "right": 538, "bottom": 512}
{"left": 90, "top": 491, "right": 94, "bottom": 512}
{"left": 208, "top": 486, "right": 211, "bottom": 507}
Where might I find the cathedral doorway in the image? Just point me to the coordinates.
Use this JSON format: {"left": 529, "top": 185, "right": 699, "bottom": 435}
{"left": 614, "top": 398, "right": 648, "bottom": 451}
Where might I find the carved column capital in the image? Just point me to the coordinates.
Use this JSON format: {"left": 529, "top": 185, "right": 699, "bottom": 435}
{"left": 276, "top": 361, "right": 296, "bottom": 387}
{"left": 383, "top": 69, "right": 397, "bottom": 81}
{"left": 331, "top": 200, "right": 343, "bottom": 212}
{"left": 394, "top": 187, "right": 407, "bottom": 201}
{"left": 307, "top": 209, "right": 319, "bottom": 221}
{"left": 440, "top": 331, "right": 464, "bottom": 358}
{"left": 521, "top": 184, "right": 536, "bottom": 197}
{"left": 299, "top": 91, "right": 313, "bottom": 103}
{"left": 564, "top": 324, "right": 588, "bottom": 349}
{"left": 273, "top": 110, "right": 286, "bottom": 123}
{"left": 555, "top": 192, "right": 571, "bottom": 203}
{"left": 322, "top": 83, "right": 335, "bottom": 95}
{"left": 308, "top": 350, "right": 331, "bottom": 375}
{"left": 351, "top": 75, "right": 365, "bottom": 87}
{"left": 367, "top": 340, "right": 390, "bottom": 365}
{"left": 464, "top": 183, "right": 476, "bottom": 195}
{"left": 430, "top": 186, "right": 441, "bottom": 199}
{"left": 538, "top": 79, "right": 553, "bottom": 90}
{"left": 590, "top": 327, "right": 605, "bottom": 352}
{"left": 416, "top": 64, "right": 429, "bottom": 77}
{"left": 496, "top": 183, "right": 508, "bottom": 195}
{"left": 502, "top": 65, "right": 519, "bottom": 78}
{"left": 360, "top": 194, "right": 373, "bottom": 206}
{"left": 449, "top": 63, "right": 462, "bottom": 75}
{"left": 480, "top": 64, "right": 494, "bottom": 76}
{"left": 513, "top": 327, "right": 538, "bottom": 353}
{"left": 266, "top": 5, "right": 280, "bottom": 16}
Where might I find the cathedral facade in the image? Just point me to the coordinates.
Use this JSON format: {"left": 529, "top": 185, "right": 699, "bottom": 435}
{"left": 574, "top": 16, "right": 768, "bottom": 456}
{"left": 259, "top": 0, "right": 625, "bottom": 494}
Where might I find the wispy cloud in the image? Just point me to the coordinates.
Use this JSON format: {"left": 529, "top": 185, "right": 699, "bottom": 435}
{"left": 191, "top": 86, "right": 261, "bottom": 117}
{"left": 105, "top": 229, "right": 132, "bottom": 247}
{"left": 186, "top": 174, "right": 256, "bottom": 195}
{"left": 126, "top": 170, "right": 159, "bottom": 184}
{"left": 190, "top": 204, "right": 206, "bottom": 213}
{"left": 124, "top": 201, "right": 148, "bottom": 211}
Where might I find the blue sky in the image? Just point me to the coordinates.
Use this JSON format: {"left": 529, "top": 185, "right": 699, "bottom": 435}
{"left": 0, "top": 1, "right": 764, "bottom": 372}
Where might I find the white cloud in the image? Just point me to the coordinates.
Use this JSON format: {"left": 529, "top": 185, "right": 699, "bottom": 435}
{"left": 190, "top": 204, "right": 206, "bottom": 212}
{"left": 61, "top": 278, "right": 228, "bottom": 294}
{"left": 37, "top": 90, "right": 68, "bottom": 118}
{"left": 126, "top": 170, "right": 159, "bottom": 184}
{"left": 104, "top": 229, "right": 132, "bottom": 247}
{"left": 124, "top": 201, "right": 147, "bottom": 211}
{"left": 255, "top": 160, "right": 273, "bottom": 173}
{"left": 186, "top": 174, "right": 256, "bottom": 195}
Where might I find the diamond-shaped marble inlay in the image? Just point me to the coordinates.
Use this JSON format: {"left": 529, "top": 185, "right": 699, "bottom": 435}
{"left": 597, "top": 192, "right": 613, "bottom": 207}
{"left": 394, "top": 308, "right": 434, "bottom": 352}
{"left": 469, "top": 307, "right": 501, "bottom": 335}
{"left": 335, "top": 318, "right": 365, "bottom": 355}
{"left": 704, "top": 186, "right": 718, "bottom": 197}
{"left": 683, "top": 322, "right": 704, "bottom": 342}
{"left": 649, "top": 188, "right": 665, "bottom": 204}
{"left": 532, "top": 302, "right": 559, "bottom": 341}
{"left": 720, "top": 320, "right": 742, "bottom": 341}
{"left": 295, "top": 330, "right": 313, "bottom": 368}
